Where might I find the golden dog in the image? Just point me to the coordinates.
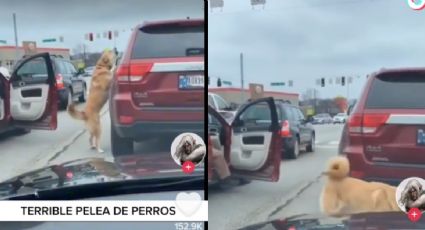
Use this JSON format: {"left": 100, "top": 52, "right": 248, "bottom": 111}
{"left": 320, "top": 156, "right": 400, "bottom": 217}
{"left": 67, "top": 50, "right": 115, "bottom": 153}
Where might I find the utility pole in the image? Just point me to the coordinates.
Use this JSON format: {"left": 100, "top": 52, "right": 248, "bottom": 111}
{"left": 13, "top": 13, "right": 19, "bottom": 63}
{"left": 240, "top": 52, "right": 244, "bottom": 103}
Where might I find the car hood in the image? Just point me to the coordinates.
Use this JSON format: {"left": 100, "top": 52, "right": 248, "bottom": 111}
{"left": 239, "top": 212, "right": 425, "bottom": 230}
{"left": 0, "top": 155, "right": 203, "bottom": 199}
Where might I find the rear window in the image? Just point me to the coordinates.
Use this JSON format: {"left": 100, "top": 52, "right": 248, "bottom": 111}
{"left": 131, "top": 22, "right": 204, "bottom": 59}
{"left": 366, "top": 72, "right": 425, "bottom": 109}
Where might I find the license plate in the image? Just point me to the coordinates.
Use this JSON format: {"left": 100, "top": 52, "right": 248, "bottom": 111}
{"left": 417, "top": 129, "right": 425, "bottom": 145}
{"left": 179, "top": 75, "right": 204, "bottom": 89}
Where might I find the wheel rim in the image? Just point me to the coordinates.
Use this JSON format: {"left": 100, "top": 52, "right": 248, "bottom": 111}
{"left": 295, "top": 140, "right": 299, "bottom": 157}
{"left": 68, "top": 91, "right": 72, "bottom": 105}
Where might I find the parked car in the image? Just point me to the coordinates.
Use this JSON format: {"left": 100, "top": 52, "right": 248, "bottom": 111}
{"left": 208, "top": 92, "right": 237, "bottom": 121}
{"left": 0, "top": 53, "right": 58, "bottom": 135}
{"left": 109, "top": 18, "right": 204, "bottom": 157}
{"left": 208, "top": 97, "right": 281, "bottom": 185}
{"left": 339, "top": 68, "right": 425, "bottom": 185}
{"left": 22, "top": 54, "right": 87, "bottom": 109}
{"left": 333, "top": 113, "right": 347, "bottom": 124}
{"left": 242, "top": 99, "right": 315, "bottom": 159}
{"left": 312, "top": 113, "right": 333, "bottom": 124}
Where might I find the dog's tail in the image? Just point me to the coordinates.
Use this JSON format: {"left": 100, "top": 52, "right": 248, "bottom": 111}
{"left": 67, "top": 103, "right": 87, "bottom": 121}
{"left": 323, "top": 156, "right": 350, "bottom": 180}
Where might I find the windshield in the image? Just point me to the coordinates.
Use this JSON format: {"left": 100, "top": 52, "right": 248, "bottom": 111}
{"left": 0, "top": 0, "right": 204, "bottom": 207}
{"left": 208, "top": 1, "right": 425, "bottom": 229}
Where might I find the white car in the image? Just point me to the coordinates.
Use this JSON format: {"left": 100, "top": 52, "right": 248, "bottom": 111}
{"left": 333, "top": 113, "right": 347, "bottom": 124}
{"left": 208, "top": 92, "right": 237, "bottom": 121}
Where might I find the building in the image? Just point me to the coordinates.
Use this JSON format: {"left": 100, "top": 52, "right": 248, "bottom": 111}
{"left": 209, "top": 87, "right": 299, "bottom": 105}
{"left": 0, "top": 45, "right": 70, "bottom": 71}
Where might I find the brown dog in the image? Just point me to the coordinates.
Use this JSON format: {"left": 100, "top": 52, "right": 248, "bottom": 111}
{"left": 320, "top": 156, "right": 400, "bottom": 217}
{"left": 67, "top": 50, "right": 115, "bottom": 153}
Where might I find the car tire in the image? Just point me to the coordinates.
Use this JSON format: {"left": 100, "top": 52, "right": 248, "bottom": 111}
{"left": 286, "top": 137, "right": 300, "bottom": 159}
{"left": 111, "top": 124, "right": 134, "bottom": 156}
{"left": 79, "top": 85, "right": 87, "bottom": 102}
{"left": 59, "top": 89, "right": 72, "bottom": 110}
{"left": 306, "top": 133, "right": 315, "bottom": 152}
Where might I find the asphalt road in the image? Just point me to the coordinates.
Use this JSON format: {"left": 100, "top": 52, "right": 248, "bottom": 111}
{"left": 0, "top": 81, "right": 187, "bottom": 183}
{"left": 209, "top": 124, "right": 345, "bottom": 230}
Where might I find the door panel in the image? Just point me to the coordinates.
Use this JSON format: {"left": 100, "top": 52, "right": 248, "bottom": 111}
{"left": 230, "top": 131, "right": 272, "bottom": 170}
{"left": 10, "top": 53, "right": 57, "bottom": 130}
{"left": 10, "top": 84, "right": 49, "bottom": 120}
{"left": 230, "top": 97, "right": 281, "bottom": 181}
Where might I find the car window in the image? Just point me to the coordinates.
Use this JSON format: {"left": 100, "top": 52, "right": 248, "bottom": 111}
{"left": 283, "top": 106, "right": 296, "bottom": 121}
{"left": 132, "top": 22, "right": 204, "bottom": 59}
{"left": 366, "top": 73, "right": 425, "bottom": 109}
{"left": 240, "top": 102, "right": 271, "bottom": 123}
{"left": 66, "top": 62, "right": 77, "bottom": 74}
{"left": 214, "top": 95, "right": 229, "bottom": 110}
{"left": 16, "top": 57, "right": 48, "bottom": 80}
{"left": 296, "top": 108, "right": 305, "bottom": 120}
{"left": 56, "top": 60, "right": 68, "bottom": 74}
{"left": 208, "top": 95, "right": 216, "bottom": 109}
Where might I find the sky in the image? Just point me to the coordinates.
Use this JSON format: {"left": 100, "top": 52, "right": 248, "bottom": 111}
{"left": 0, "top": 0, "right": 203, "bottom": 54}
{"left": 208, "top": 0, "right": 425, "bottom": 100}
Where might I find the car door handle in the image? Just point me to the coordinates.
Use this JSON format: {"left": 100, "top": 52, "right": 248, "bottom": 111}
{"left": 209, "top": 128, "right": 218, "bottom": 133}
{"left": 240, "top": 127, "right": 248, "bottom": 132}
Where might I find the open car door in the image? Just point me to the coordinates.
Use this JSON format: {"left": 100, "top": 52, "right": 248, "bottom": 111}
{"left": 9, "top": 53, "right": 57, "bottom": 129}
{"left": 229, "top": 97, "right": 281, "bottom": 181}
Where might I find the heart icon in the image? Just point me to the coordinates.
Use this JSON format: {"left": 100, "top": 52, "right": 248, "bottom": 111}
{"left": 175, "top": 192, "right": 202, "bottom": 217}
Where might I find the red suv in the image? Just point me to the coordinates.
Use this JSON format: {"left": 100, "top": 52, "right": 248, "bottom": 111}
{"left": 339, "top": 68, "right": 425, "bottom": 185}
{"left": 110, "top": 19, "right": 204, "bottom": 156}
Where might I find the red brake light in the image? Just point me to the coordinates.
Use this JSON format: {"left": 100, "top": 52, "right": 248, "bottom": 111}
{"left": 56, "top": 74, "right": 64, "bottom": 89}
{"left": 279, "top": 120, "right": 291, "bottom": 137}
{"left": 66, "top": 171, "right": 73, "bottom": 179}
{"left": 116, "top": 63, "right": 153, "bottom": 82}
{"left": 348, "top": 113, "right": 389, "bottom": 134}
{"left": 362, "top": 113, "right": 389, "bottom": 133}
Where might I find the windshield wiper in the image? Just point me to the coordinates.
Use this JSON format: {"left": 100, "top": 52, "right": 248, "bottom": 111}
{"left": 5, "top": 175, "right": 203, "bottom": 200}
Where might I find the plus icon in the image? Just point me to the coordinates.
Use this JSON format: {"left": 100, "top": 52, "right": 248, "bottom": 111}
{"left": 182, "top": 161, "right": 195, "bottom": 174}
{"left": 408, "top": 208, "right": 422, "bottom": 222}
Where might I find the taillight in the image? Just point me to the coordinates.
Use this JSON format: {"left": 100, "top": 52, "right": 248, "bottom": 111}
{"left": 362, "top": 113, "right": 389, "bottom": 134}
{"left": 348, "top": 113, "right": 389, "bottom": 134}
{"left": 56, "top": 74, "right": 64, "bottom": 89}
{"left": 116, "top": 63, "right": 153, "bottom": 82}
{"left": 279, "top": 120, "right": 291, "bottom": 137}
{"left": 348, "top": 114, "right": 362, "bottom": 133}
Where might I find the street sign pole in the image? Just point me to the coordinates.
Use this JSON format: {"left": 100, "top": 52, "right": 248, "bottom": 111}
{"left": 240, "top": 52, "right": 244, "bottom": 103}
{"left": 13, "top": 13, "right": 19, "bottom": 63}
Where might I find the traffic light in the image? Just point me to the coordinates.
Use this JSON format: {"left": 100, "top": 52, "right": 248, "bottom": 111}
{"left": 108, "top": 31, "right": 112, "bottom": 40}
{"left": 89, "top": 33, "right": 93, "bottom": 41}
{"left": 341, "top": 76, "right": 345, "bottom": 86}
{"left": 321, "top": 78, "right": 325, "bottom": 87}
{"left": 217, "top": 78, "right": 222, "bottom": 87}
